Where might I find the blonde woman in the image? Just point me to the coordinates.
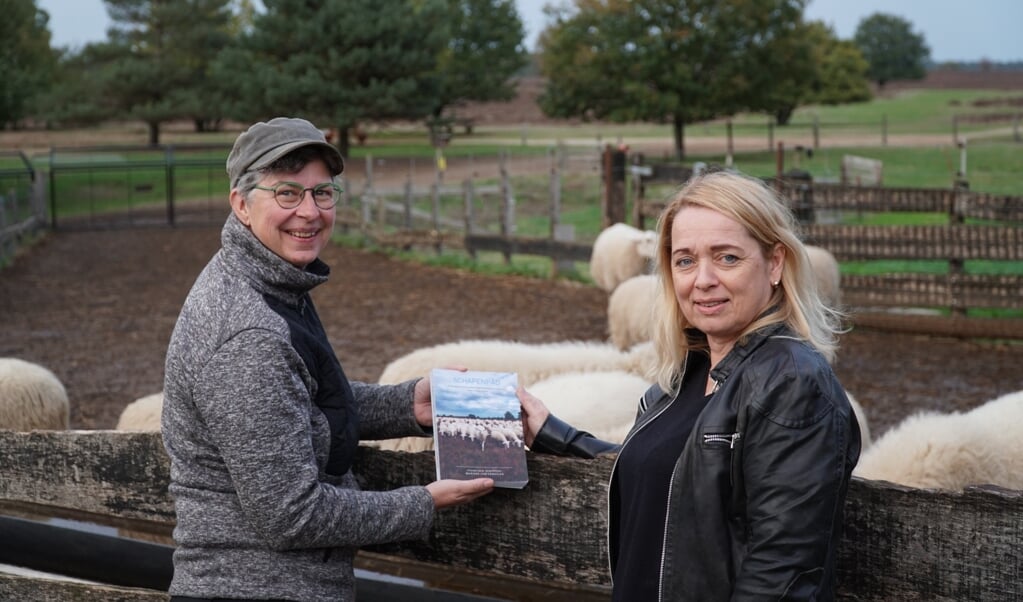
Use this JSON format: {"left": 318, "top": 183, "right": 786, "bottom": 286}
{"left": 520, "top": 170, "right": 861, "bottom": 601}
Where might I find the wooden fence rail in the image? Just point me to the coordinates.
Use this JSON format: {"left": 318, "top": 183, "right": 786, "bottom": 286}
{"left": 799, "top": 224, "right": 1023, "bottom": 261}
{"left": 778, "top": 182, "right": 1023, "bottom": 221}
{"left": 1, "top": 431, "right": 1021, "bottom": 601}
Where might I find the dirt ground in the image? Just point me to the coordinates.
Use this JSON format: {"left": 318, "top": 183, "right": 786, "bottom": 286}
{"left": 2, "top": 224, "right": 1023, "bottom": 440}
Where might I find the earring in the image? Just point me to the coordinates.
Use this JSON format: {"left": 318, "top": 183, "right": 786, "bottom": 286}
{"left": 772, "top": 280, "right": 780, "bottom": 288}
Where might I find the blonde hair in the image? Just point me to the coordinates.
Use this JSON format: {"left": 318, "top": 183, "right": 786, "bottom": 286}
{"left": 649, "top": 170, "right": 844, "bottom": 393}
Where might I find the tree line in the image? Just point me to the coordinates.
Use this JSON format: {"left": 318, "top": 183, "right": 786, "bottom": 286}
{"left": 3, "top": 0, "right": 929, "bottom": 159}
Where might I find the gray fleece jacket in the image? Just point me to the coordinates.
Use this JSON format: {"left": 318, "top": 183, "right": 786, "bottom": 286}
{"left": 162, "top": 213, "right": 435, "bottom": 601}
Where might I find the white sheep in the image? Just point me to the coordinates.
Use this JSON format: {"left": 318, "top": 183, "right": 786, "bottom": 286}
{"left": 527, "top": 370, "right": 651, "bottom": 444}
{"left": 852, "top": 389, "right": 1023, "bottom": 491}
{"left": 607, "top": 274, "right": 659, "bottom": 351}
{"left": 377, "top": 339, "right": 654, "bottom": 388}
{"left": 0, "top": 357, "right": 69, "bottom": 431}
{"left": 804, "top": 245, "right": 842, "bottom": 307}
{"left": 115, "top": 392, "right": 164, "bottom": 431}
{"left": 589, "top": 222, "right": 658, "bottom": 293}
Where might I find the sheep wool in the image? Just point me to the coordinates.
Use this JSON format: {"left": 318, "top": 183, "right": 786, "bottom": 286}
{"left": 528, "top": 370, "right": 651, "bottom": 444}
{"left": 0, "top": 357, "right": 69, "bottom": 431}
{"left": 607, "top": 274, "right": 659, "bottom": 351}
{"left": 589, "top": 222, "right": 657, "bottom": 293}
{"left": 853, "top": 389, "right": 1023, "bottom": 491}
{"left": 377, "top": 339, "right": 652, "bottom": 388}
{"left": 805, "top": 245, "right": 842, "bottom": 307}
{"left": 116, "top": 392, "right": 164, "bottom": 431}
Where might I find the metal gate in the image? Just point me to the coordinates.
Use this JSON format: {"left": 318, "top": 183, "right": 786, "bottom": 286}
{"left": 44, "top": 144, "right": 233, "bottom": 231}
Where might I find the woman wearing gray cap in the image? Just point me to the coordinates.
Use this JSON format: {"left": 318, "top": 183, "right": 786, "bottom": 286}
{"left": 161, "top": 117, "right": 494, "bottom": 602}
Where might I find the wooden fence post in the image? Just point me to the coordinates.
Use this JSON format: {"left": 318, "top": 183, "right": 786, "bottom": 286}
{"left": 950, "top": 178, "right": 969, "bottom": 316}
{"left": 631, "top": 153, "right": 647, "bottom": 229}
{"left": 726, "top": 120, "right": 734, "bottom": 165}
{"left": 601, "top": 144, "right": 627, "bottom": 228}
{"left": 548, "top": 147, "right": 561, "bottom": 237}
{"left": 499, "top": 152, "right": 515, "bottom": 264}
{"left": 360, "top": 156, "right": 375, "bottom": 244}
{"left": 549, "top": 146, "right": 575, "bottom": 278}
{"left": 338, "top": 172, "right": 351, "bottom": 234}
{"left": 164, "top": 146, "right": 176, "bottom": 227}
{"left": 463, "top": 178, "right": 476, "bottom": 260}
{"left": 775, "top": 141, "right": 785, "bottom": 182}
{"left": 403, "top": 160, "right": 414, "bottom": 229}
{"left": 373, "top": 168, "right": 387, "bottom": 229}
{"left": 430, "top": 181, "right": 442, "bottom": 255}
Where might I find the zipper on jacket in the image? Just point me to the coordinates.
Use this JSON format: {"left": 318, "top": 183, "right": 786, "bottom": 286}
{"left": 703, "top": 432, "right": 741, "bottom": 448}
{"left": 657, "top": 463, "right": 679, "bottom": 602}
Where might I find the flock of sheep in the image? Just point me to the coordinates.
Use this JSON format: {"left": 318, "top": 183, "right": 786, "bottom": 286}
{"left": 436, "top": 416, "right": 525, "bottom": 451}
{"left": 3, "top": 222, "right": 1022, "bottom": 494}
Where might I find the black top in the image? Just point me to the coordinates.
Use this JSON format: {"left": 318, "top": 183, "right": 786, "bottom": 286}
{"left": 612, "top": 352, "right": 712, "bottom": 602}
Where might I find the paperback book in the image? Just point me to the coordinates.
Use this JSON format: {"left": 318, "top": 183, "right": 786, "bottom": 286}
{"left": 430, "top": 368, "right": 529, "bottom": 489}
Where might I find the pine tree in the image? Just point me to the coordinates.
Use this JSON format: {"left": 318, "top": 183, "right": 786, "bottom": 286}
{"left": 211, "top": 0, "right": 450, "bottom": 157}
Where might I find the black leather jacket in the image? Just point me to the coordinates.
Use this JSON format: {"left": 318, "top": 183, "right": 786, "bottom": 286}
{"left": 533, "top": 323, "right": 861, "bottom": 601}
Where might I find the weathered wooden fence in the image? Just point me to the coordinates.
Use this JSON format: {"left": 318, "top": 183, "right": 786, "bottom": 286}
{"left": 336, "top": 149, "right": 597, "bottom": 270}
{"left": 1, "top": 430, "right": 1020, "bottom": 601}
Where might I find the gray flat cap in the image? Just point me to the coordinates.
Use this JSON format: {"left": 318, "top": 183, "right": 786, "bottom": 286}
{"left": 226, "top": 117, "right": 344, "bottom": 185}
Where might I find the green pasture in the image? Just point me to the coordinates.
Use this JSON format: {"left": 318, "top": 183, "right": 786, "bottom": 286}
{"left": 677, "top": 141, "right": 1021, "bottom": 194}
{"left": 463, "top": 88, "right": 1023, "bottom": 144}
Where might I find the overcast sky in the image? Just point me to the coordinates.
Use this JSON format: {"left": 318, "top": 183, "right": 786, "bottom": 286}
{"left": 38, "top": 0, "right": 1023, "bottom": 63}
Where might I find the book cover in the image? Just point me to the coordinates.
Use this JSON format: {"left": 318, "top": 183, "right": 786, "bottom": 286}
{"left": 430, "top": 368, "right": 528, "bottom": 489}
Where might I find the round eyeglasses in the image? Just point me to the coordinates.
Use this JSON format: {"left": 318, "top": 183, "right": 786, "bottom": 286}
{"left": 253, "top": 181, "right": 342, "bottom": 210}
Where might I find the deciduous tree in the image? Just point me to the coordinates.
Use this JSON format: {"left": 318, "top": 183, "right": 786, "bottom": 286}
{"left": 537, "top": 0, "right": 811, "bottom": 159}
{"left": 853, "top": 13, "right": 929, "bottom": 89}
{"left": 806, "top": 22, "right": 871, "bottom": 106}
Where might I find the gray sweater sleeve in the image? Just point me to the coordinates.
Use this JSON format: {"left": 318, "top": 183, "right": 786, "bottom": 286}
{"left": 351, "top": 379, "right": 431, "bottom": 441}
{"left": 191, "top": 329, "right": 434, "bottom": 550}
